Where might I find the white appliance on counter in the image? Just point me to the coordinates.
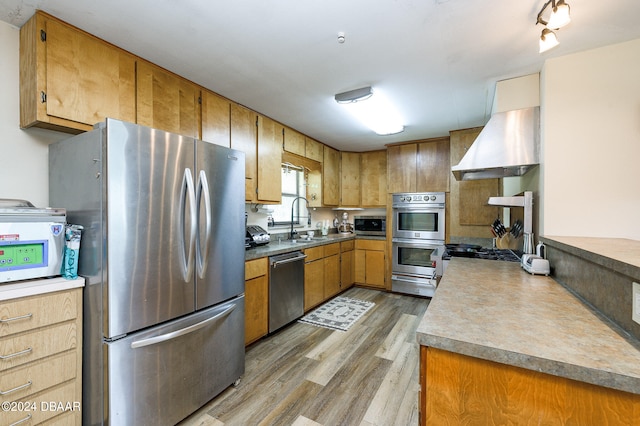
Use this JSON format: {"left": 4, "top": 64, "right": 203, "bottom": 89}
{"left": 49, "top": 119, "right": 246, "bottom": 426}
{"left": 391, "top": 192, "right": 445, "bottom": 297}
{"left": 0, "top": 199, "right": 66, "bottom": 283}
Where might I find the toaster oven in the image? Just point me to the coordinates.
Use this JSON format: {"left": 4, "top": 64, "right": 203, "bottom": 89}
{"left": 0, "top": 199, "right": 66, "bottom": 283}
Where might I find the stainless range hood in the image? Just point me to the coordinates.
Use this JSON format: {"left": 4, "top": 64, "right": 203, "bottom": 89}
{"left": 451, "top": 106, "right": 540, "bottom": 181}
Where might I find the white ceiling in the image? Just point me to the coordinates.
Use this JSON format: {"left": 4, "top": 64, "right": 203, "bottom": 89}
{"left": 2, "top": 0, "right": 640, "bottom": 151}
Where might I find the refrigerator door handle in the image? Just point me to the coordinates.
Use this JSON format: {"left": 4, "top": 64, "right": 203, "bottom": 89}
{"left": 196, "top": 170, "right": 212, "bottom": 278}
{"left": 180, "top": 168, "right": 197, "bottom": 282}
{"left": 130, "top": 304, "right": 236, "bottom": 349}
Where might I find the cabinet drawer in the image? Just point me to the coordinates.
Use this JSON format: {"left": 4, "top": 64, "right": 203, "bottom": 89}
{"left": 0, "top": 290, "right": 78, "bottom": 337}
{"left": 355, "top": 239, "right": 385, "bottom": 251}
{"left": 323, "top": 243, "right": 340, "bottom": 257}
{"left": 0, "top": 351, "right": 76, "bottom": 402}
{"left": 341, "top": 240, "right": 355, "bottom": 252}
{"left": 0, "top": 322, "right": 77, "bottom": 372}
{"left": 304, "top": 246, "right": 324, "bottom": 262}
{"left": 245, "top": 257, "right": 268, "bottom": 281}
{"left": 1, "top": 380, "right": 79, "bottom": 426}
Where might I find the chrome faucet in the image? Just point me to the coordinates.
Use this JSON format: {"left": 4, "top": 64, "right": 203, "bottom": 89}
{"left": 290, "top": 196, "right": 311, "bottom": 240}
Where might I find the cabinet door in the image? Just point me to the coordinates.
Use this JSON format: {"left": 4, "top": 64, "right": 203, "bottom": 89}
{"left": 305, "top": 137, "right": 324, "bottom": 163}
{"left": 450, "top": 128, "right": 500, "bottom": 236}
{"left": 304, "top": 259, "right": 325, "bottom": 310}
{"left": 324, "top": 254, "right": 341, "bottom": 299}
{"left": 355, "top": 249, "right": 366, "bottom": 284}
{"left": 20, "top": 12, "right": 136, "bottom": 132}
{"left": 387, "top": 144, "right": 417, "bottom": 193}
{"left": 231, "top": 104, "right": 257, "bottom": 202}
{"left": 361, "top": 150, "right": 387, "bottom": 207}
{"left": 340, "top": 152, "right": 361, "bottom": 206}
{"left": 365, "top": 250, "right": 386, "bottom": 288}
{"left": 323, "top": 146, "right": 340, "bottom": 206}
{"left": 283, "top": 127, "right": 305, "bottom": 156}
{"left": 245, "top": 275, "right": 268, "bottom": 345}
{"left": 257, "top": 115, "right": 283, "bottom": 203}
{"left": 341, "top": 249, "right": 354, "bottom": 290}
{"left": 136, "top": 60, "right": 199, "bottom": 138}
{"left": 201, "top": 90, "right": 231, "bottom": 148}
{"left": 417, "top": 138, "right": 450, "bottom": 192}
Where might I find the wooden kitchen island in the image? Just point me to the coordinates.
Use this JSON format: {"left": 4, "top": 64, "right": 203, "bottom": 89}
{"left": 416, "top": 257, "right": 640, "bottom": 425}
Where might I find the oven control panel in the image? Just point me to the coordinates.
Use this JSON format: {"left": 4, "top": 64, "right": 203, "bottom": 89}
{"left": 392, "top": 192, "right": 445, "bottom": 205}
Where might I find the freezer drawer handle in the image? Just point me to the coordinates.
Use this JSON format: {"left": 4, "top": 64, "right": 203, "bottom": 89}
{"left": 272, "top": 254, "right": 307, "bottom": 268}
{"left": 0, "top": 313, "right": 33, "bottom": 323}
{"left": 9, "top": 413, "right": 32, "bottom": 426}
{"left": 0, "top": 380, "right": 32, "bottom": 395}
{"left": 0, "top": 347, "right": 32, "bottom": 360}
{"left": 130, "top": 304, "right": 236, "bottom": 349}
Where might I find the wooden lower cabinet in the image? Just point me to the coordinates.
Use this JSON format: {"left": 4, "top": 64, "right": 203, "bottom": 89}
{"left": 354, "top": 239, "right": 386, "bottom": 289}
{"left": 340, "top": 240, "right": 355, "bottom": 290}
{"left": 420, "top": 346, "right": 640, "bottom": 426}
{"left": 323, "top": 243, "right": 341, "bottom": 299}
{"left": 0, "top": 287, "right": 82, "bottom": 425}
{"left": 304, "top": 247, "right": 325, "bottom": 311}
{"left": 304, "top": 243, "right": 342, "bottom": 310}
{"left": 244, "top": 258, "right": 269, "bottom": 345}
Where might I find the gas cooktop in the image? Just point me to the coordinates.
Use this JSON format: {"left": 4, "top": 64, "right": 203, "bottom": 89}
{"left": 444, "top": 247, "right": 522, "bottom": 262}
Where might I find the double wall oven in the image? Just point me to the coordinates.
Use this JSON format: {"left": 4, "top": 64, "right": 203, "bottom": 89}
{"left": 391, "top": 192, "right": 445, "bottom": 297}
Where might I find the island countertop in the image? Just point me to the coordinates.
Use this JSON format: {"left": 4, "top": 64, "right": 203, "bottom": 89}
{"left": 416, "top": 257, "right": 640, "bottom": 395}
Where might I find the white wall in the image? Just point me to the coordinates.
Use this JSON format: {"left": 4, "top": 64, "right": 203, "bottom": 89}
{"left": 0, "top": 21, "right": 68, "bottom": 208}
{"left": 542, "top": 39, "right": 640, "bottom": 240}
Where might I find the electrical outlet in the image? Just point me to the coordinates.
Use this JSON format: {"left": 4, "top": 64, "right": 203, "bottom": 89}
{"left": 633, "top": 282, "right": 640, "bottom": 325}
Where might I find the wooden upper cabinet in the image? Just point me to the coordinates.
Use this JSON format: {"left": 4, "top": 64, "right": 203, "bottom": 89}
{"left": 305, "top": 137, "right": 324, "bottom": 163}
{"left": 387, "top": 144, "right": 418, "bottom": 193}
{"left": 387, "top": 139, "right": 450, "bottom": 194}
{"left": 449, "top": 127, "right": 500, "bottom": 236}
{"left": 136, "top": 60, "right": 200, "bottom": 138}
{"left": 417, "top": 138, "right": 450, "bottom": 193}
{"left": 361, "top": 150, "right": 387, "bottom": 207}
{"left": 340, "top": 152, "right": 361, "bottom": 206}
{"left": 201, "top": 90, "right": 231, "bottom": 147}
{"left": 20, "top": 11, "right": 136, "bottom": 133}
{"left": 323, "top": 145, "right": 340, "bottom": 206}
{"left": 256, "top": 115, "right": 283, "bottom": 203}
{"left": 283, "top": 127, "right": 305, "bottom": 156}
{"left": 231, "top": 104, "right": 257, "bottom": 202}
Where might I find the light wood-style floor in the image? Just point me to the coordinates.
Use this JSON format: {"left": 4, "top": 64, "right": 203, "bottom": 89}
{"left": 179, "top": 287, "right": 430, "bottom": 426}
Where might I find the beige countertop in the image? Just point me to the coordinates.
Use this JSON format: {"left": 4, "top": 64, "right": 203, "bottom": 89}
{"left": 0, "top": 276, "right": 85, "bottom": 301}
{"left": 541, "top": 236, "right": 640, "bottom": 278}
{"left": 416, "top": 257, "right": 640, "bottom": 395}
{"left": 245, "top": 233, "right": 384, "bottom": 260}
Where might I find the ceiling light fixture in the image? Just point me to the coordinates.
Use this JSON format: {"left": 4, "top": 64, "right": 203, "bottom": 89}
{"left": 334, "top": 86, "right": 404, "bottom": 136}
{"left": 536, "top": 0, "right": 571, "bottom": 53}
{"left": 539, "top": 28, "right": 559, "bottom": 53}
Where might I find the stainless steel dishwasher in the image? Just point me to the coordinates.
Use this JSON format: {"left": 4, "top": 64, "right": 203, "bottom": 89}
{"left": 269, "top": 251, "right": 306, "bottom": 333}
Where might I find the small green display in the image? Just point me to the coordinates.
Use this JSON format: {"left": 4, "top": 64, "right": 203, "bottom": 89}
{"left": 0, "top": 243, "right": 45, "bottom": 269}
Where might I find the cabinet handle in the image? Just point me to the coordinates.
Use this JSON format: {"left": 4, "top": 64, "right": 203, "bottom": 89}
{"left": 0, "top": 347, "right": 33, "bottom": 360}
{"left": 0, "top": 380, "right": 32, "bottom": 395}
{"left": 10, "top": 414, "right": 32, "bottom": 426}
{"left": 0, "top": 313, "right": 33, "bottom": 323}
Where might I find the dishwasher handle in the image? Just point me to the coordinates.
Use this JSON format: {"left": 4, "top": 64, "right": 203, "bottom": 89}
{"left": 271, "top": 254, "right": 307, "bottom": 268}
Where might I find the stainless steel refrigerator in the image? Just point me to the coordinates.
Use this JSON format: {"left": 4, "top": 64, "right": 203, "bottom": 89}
{"left": 49, "top": 119, "right": 246, "bottom": 426}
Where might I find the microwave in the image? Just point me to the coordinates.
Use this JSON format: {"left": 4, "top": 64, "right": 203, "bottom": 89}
{"left": 354, "top": 216, "right": 386, "bottom": 236}
{"left": 0, "top": 200, "right": 66, "bottom": 283}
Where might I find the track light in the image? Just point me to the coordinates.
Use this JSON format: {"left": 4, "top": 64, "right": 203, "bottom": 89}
{"left": 536, "top": 0, "right": 571, "bottom": 53}
{"left": 335, "top": 86, "right": 404, "bottom": 135}
{"left": 547, "top": 0, "right": 571, "bottom": 30}
{"left": 539, "top": 28, "right": 559, "bottom": 53}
